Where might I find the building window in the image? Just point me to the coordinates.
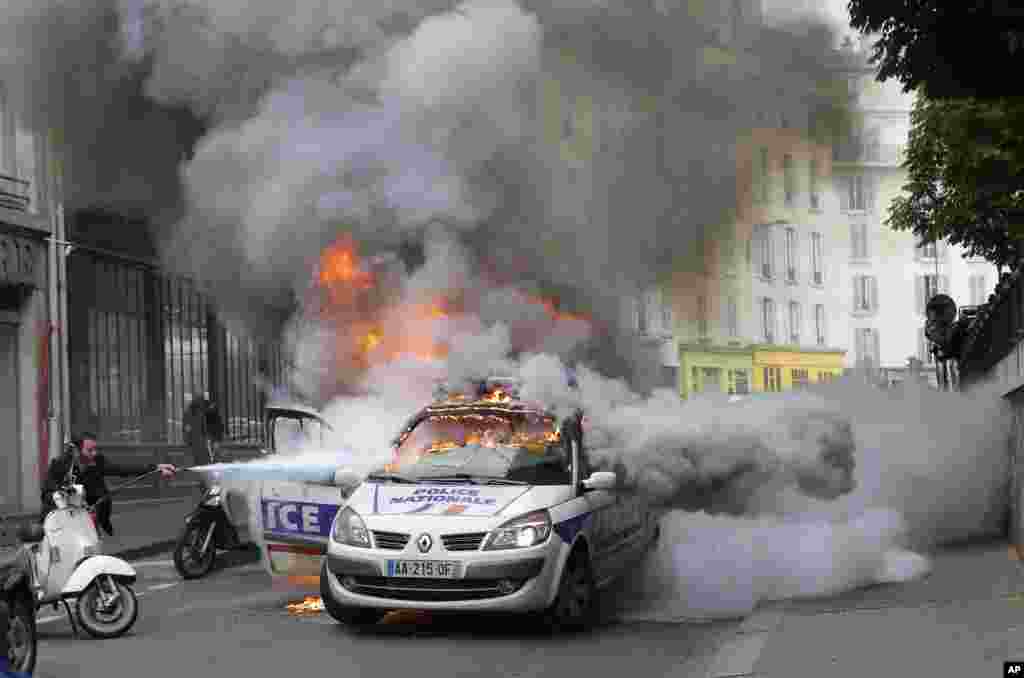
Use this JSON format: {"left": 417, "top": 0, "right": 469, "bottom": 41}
{"left": 699, "top": 367, "right": 722, "bottom": 393}
{"left": 811, "top": 232, "right": 823, "bottom": 285}
{"left": 784, "top": 227, "right": 798, "bottom": 282}
{"left": 788, "top": 301, "right": 801, "bottom": 344}
{"left": 763, "top": 367, "right": 782, "bottom": 392}
{"left": 697, "top": 295, "right": 708, "bottom": 338}
{"left": 725, "top": 296, "right": 739, "bottom": 338}
{"left": 850, "top": 221, "right": 869, "bottom": 259}
{"left": 916, "top": 274, "right": 947, "bottom": 314}
{"left": 842, "top": 174, "right": 869, "bottom": 211}
{"left": 918, "top": 327, "right": 934, "bottom": 365}
{"left": 728, "top": 369, "right": 750, "bottom": 395}
{"left": 969, "top": 274, "right": 988, "bottom": 306}
{"left": 662, "top": 296, "right": 675, "bottom": 334}
{"left": 918, "top": 240, "right": 937, "bottom": 260}
{"left": 761, "top": 297, "right": 776, "bottom": 344}
{"left": 792, "top": 369, "right": 809, "bottom": 388}
{"left": 855, "top": 327, "right": 880, "bottom": 368}
{"left": 663, "top": 365, "right": 680, "bottom": 390}
{"left": 783, "top": 154, "right": 795, "bottom": 206}
{"left": 809, "top": 157, "right": 820, "bottom": 209}
{"left": 814, "top": 304, "right": 826, "bottom": 346}
{"left": 755, "top": 224, "right": 775, "bottom": 279}
{"left": 758, "top": 147, "right": 769, "bottom": 203}
{"left": 853, "top": 275, "right": 878, "bottom": 313}
{"left": 818, "top": 371, "right": 835, "bottom": 383}
{"left": 633, "top": 295, "right": 648, "bottom": 334}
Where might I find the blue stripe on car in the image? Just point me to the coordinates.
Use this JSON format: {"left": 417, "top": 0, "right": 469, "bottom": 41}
{"left": 554, "top": 512, "right": 592, "bottom": 544}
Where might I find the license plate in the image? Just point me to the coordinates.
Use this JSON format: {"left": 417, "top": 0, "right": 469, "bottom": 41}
{"left": 387, "top": 560, "right": 460, "bottom": 578}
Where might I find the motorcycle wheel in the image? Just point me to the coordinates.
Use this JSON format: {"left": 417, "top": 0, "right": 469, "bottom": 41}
{"left": 76, "top": 577, "right": 138, "bottom": 639}
{"left": 7, "top": 597, "right": 37, "bottom": 674}
{"left": 173, "top": 522, "right": 217, "bottom": 579}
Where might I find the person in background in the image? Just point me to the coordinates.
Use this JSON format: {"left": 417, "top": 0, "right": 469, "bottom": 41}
{"left": 40, "top": 432, "right": 177, "bottom": 536}
{"left": 184, "top": 392, "right": 213, "bottom": 467}
{"left": 204, "top": 395, "right": 225, "bottom": 463}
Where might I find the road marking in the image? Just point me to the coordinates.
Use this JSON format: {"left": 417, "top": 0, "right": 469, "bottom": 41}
{"left": 132, "top": 559, "right": 176, "bottom": 568}
{"left": 146, "top": 582, "right": 178, "bottom": 592}
{"left": 705, "top": 632, "right": 766, "bottom": 678}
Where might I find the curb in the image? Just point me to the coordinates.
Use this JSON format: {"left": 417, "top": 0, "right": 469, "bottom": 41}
{"left": 109, "top": 539, "right": 180, "bottom": 562}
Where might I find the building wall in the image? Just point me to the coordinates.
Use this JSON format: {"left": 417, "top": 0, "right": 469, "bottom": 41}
{"left": 833, "top": 55, "right": 999, "bottom": 376}
{"left": 0, "top": 121, "right": 53, "bottom": 513}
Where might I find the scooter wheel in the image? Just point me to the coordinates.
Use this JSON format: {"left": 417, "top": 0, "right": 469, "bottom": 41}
{"left": 174, "top": 523, "right": 217, "bottom": 579}
{"left": 76, "top": 578, "right": 139, "bottom": 639}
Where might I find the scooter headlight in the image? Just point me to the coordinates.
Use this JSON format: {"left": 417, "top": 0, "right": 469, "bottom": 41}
{"left": 483, "top": 510, "right": 552, "bottom": 550}
{"left": 331, "top": 507, "right": 371, "bottom": 548}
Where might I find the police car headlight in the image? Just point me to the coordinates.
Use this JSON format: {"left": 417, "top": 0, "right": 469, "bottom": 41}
{"left": 331, "top": 507, "right": 371, "bottom": 548}
{"left": 483, "top": 510, "right": 551, "bottom": 550}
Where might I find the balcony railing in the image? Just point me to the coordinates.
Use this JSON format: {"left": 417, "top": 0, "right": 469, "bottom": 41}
{"left": 0, "top": 173, "right": 30, "bottom": 212}
{"left": 832, "top": 142, "right": 905, "bottom": 166}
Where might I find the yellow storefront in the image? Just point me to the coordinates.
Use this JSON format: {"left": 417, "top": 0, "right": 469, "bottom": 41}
{"left": 751, "top": 346, "right": 846, "bottom": 392}
{"left": 679, "top": 344, "right": 755, "bottom": 398}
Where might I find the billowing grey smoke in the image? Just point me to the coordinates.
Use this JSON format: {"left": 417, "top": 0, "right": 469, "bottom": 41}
{"left": 0, "top": 0, "right": 853, "bottom": 381}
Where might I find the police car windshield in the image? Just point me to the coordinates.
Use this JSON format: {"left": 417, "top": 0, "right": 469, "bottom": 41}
{"left": 389, "top": 411, "right": 572, "bottom": 485}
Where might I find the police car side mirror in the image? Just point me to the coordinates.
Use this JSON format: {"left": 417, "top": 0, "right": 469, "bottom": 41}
{"left": 582, "top": 471, "right": 617, "bottom": 492}
{"left": 333, "top": 469, "right": 363, "bottom": 499}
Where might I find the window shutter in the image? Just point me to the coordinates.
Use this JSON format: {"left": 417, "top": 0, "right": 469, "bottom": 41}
{"left": 849, "top": 223, "right": 857, "bottom": 256}
{"left": 915, "top": 276, "right": 924, "bottom": 314}
{"left": 853, "top": 276, "right": 861, "bottom": 310}
{"left": 870, "top": 276, "right": 879, "bottom": 311}
{"left": 872, "top": 329, "right": 881, "bottom": 366}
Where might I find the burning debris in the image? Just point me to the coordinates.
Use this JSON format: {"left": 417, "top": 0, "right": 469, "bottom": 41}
{"left": 286, "top": 596, "right": 325, "bottom": 615}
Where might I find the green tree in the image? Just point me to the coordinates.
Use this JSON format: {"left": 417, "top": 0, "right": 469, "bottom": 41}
{"left": 888, "top": 96, "right": 1024, "bottom": 268}
{"left": 848, "top": 1, "right": 1024, "bottom": 99}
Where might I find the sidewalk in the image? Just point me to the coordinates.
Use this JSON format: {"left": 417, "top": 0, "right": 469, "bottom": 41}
{"left": 0, "top": 489, "right": 202, "bottom": 560}
{"left": 702, "top": 539, "right": 1024, "bottom": 678}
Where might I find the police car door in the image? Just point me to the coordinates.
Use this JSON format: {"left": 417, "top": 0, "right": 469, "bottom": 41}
{"left": 576, "top": 433, "right": 622, "bottom": 586}
{"left": 258, "top": 410, "right": 340, "bottom": 579}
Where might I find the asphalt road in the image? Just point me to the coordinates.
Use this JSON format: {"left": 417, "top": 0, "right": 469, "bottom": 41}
{"left": 30, "top": 552, "right": 738, "bottom": 678}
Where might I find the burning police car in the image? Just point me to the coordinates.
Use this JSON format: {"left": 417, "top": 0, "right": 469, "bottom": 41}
{"left": 313, "top": 378, "right": 660, "bottom": 631}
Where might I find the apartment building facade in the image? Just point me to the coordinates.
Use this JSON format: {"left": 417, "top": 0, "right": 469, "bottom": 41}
{"left": 0, "top": 82, "right": 59, "bottom": 516}
{"left": 830, "top": 43, "right": 999, "bottom": 386}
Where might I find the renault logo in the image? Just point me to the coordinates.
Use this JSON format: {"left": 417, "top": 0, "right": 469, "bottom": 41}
{"left": 417, "top": 533, "right": 433, "bottom": 553}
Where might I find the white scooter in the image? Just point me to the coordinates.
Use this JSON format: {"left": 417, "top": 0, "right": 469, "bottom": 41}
{"left": 17, "top": 482, "right": 139, "bottom": 638}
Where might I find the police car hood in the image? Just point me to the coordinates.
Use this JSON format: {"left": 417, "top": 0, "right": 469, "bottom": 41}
{"left": 353, "top": 482, "right": 532, "bottom": 517}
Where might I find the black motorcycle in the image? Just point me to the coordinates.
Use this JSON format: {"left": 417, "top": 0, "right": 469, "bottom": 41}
{"left": 2, "top": 545, "right": 37, "bottom": 675}
{"left": 173, "top": 485, "right": 246, "bottom": 579}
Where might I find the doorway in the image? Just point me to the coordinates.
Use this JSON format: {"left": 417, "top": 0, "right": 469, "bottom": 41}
{"left": 0, "top": 321, "right": 19, "bottom": 512}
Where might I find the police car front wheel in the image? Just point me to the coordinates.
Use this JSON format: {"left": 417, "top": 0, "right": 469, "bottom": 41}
{"left": 541, "top": 549, "right": 596, "bottom": 632}
{"left": 320, "top": 563, "right": 385, "bottom": 629}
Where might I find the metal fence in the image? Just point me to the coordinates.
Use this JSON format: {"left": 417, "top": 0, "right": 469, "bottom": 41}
{"left": 959, "top": 270, "right": 1022, "bottom": 386}
{"left": 67, "top": 248, "right": 288, "bottom": 446}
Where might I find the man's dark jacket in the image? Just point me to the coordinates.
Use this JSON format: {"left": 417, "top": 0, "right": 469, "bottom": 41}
{"left": 40, "top": 449, "right": 159, "bottom": 535}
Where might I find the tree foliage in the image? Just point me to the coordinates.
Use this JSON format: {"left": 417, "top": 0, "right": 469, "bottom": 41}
{"left": 888, "top": 96, "right": 1024, "bottom": 267}
{"left": 847, "top": 1, "right": 1024, "bottom": 99}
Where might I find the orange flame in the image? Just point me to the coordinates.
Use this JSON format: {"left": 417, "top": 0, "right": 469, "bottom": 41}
{"left": 481, "top": 388, "right": 512, "bottom": 403}
{"left": 286, "top": 596, "right": 325, "bottom": 615}
{"left": 318, "top": 235, "right": 374, "bottom": 289}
